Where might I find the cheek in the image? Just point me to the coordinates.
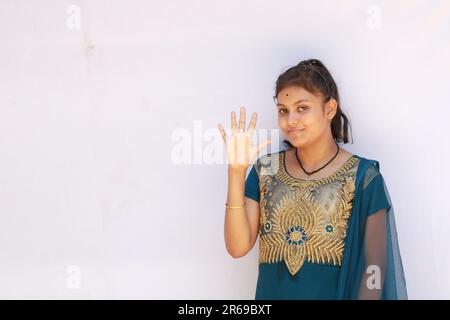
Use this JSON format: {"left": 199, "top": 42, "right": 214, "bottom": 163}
{"left": 302, "top": 112, "right": 321, "bottom": 126}
{"left": 277, "top": 116, "right": 286, "bottom": 128}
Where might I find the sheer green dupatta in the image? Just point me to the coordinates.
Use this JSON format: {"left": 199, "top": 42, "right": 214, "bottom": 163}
{"left": 336, "top": 157, "right": 408, "bottom": 300}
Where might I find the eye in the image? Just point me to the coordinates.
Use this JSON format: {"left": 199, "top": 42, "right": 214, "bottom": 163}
{"left": 298, "top": 106, "right": 308, "bottom": 111}
{"left": 278, "top": 109, "right": 287, "bottom": 114}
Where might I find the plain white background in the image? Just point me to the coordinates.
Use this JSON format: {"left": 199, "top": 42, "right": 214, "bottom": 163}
{"left": 0, "top": 0, "right": 449, "bottom": 299}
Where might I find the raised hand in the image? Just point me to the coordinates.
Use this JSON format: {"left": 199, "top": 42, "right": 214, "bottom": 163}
{"left": 218, "top": 106, "right": 271, "bottom": 172}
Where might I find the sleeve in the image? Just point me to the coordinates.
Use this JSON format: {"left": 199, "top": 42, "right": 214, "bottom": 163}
{"left": 358, "top": 208, "right": 388, "bottom": 299}
{"left": 337, "top": 161, "right": 407, "bottom": 300}
{"left": 244, "top": 164, "right": 260, "bottom": 202}
{"left": 357, "top": 163, "right": 407, "bottom": 300}
{"left": 364, "top": 171, "right": 392, "bottom": 217}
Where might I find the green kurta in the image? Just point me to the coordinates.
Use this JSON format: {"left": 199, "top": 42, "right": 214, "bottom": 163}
{"left": 244, "top": 149, "right": 405, "bottom": 300}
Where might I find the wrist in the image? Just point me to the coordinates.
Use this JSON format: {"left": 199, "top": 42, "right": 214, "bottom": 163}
{"left": 227, "top": 166, "right": 247, "bottom": 176}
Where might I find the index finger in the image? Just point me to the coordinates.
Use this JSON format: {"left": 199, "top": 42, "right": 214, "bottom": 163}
{"left": 247, "top": 112, "right": 257, "bottom": 137}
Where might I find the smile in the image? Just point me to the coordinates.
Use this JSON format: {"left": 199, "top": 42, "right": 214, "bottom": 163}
{"left": 288, "top": 129, "right": 304, "bottom": 134}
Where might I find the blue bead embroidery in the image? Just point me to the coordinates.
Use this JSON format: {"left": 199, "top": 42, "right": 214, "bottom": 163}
{"left": 285, "top": 225, "right": 308, "bottom": 245}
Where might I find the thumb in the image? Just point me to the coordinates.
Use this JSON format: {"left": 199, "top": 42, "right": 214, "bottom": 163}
{"left": 256, "top": 139, "right": 272, "bottom": 154}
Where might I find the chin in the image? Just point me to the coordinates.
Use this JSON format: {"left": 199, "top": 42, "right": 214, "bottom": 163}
{"left": 288, "top": 136, "right": 312, "bottom": 148}
{"left": 286, "top": 139, "right": 305, "bottom": 148}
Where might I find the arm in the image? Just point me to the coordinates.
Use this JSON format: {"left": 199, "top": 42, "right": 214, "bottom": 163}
{"left": 224, "top": 168, "right": 260, "bottom": 258}
{"left": 358, "top": 208, "right": 387, "bottom": 299}
{"left": 219, "top": 107, "right": 269, "bottom": 259}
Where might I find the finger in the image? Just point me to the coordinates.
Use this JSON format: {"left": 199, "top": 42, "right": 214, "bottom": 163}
{"left": 231, "top": 111, "right": 237, "bottom": 135}
{"left": 239, "top": 106, "right": 246, "bottom": 132}
{"left": 218, "top": 124, "right": 227, "bottom": 143}
{"left": 247, "top": 112, "right": 257, "bottom": 137}
{"left": 256, "top": 139, "right": 272, "bottom": 154}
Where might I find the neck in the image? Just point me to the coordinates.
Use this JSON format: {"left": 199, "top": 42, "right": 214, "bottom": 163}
{"left": 295, "top": 132, "right": 339, "bottom": 171}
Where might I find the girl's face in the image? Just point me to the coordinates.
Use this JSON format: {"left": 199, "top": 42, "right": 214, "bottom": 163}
{"left": 276, "top": 86, "right": 337, "bottom": 148}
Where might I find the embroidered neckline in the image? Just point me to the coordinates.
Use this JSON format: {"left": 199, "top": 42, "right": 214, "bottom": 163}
{"left": 278, "top": 150, "right": 359, "bottom": 185}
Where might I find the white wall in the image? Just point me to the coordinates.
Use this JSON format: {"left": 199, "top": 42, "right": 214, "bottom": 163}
{"left": 0, "top": 0, "right": 449, "bottom": 299}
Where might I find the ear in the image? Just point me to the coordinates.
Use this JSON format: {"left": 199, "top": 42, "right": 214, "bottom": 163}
{"left": 325, "top": 98, "right": 338, "bottom": 121}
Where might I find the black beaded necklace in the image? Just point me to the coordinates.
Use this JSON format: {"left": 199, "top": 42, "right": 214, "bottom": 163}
{"left": 294, "top": 140, "right": 340, "bottom": 180}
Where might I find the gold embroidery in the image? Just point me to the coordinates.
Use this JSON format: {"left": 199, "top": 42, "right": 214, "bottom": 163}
{"left": 257, "top": 151, "right": 360, "bottom": 276}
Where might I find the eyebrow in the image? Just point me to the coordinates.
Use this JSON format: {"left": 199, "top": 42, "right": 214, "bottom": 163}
{"left": 276, "top": 99, "right": 310, "bottom": 107}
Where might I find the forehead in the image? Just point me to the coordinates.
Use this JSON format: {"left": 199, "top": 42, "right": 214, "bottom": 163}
{"left": 275, "top": 86, "right": 319, "bottom": 106}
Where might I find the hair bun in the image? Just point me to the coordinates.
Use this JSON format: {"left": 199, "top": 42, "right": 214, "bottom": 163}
{"left": 298, "top": 59, "right": 321, "bottom": 67}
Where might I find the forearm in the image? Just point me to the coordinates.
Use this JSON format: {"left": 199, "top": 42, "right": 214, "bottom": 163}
{"left": 224, "top": 168, "right": 251, "bottom": 258}
{"left": 358, "top": 210, "right": 387, "bottom": 299}
{"left": 358, "top": 266, "right": 385, "bottom": 299}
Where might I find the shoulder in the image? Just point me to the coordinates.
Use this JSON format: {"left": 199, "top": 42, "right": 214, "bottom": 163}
{"left": 253, "top": 149, "right": 285, "bottom": 176}
{"left": 353, "top": 154, "right": 385, "bottom": 189}
{"left": 257, "top": 149, "right": 284, "bottom": 163}
{"left": 354, "top": 154, "right": 381, "bottom": 171}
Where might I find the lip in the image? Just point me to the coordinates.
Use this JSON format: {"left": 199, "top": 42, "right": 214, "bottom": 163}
{"left": 288, "top": 128, "right": 304, "bottom": 133}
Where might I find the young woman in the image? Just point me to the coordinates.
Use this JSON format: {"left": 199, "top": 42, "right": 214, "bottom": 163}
{"left": 218, "top": 59, "right": 407, "bottom": 300}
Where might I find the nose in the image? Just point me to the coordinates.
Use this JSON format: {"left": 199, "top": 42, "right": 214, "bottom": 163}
{"left": 288, "top": 113, "right": 300, "bottom": 126}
